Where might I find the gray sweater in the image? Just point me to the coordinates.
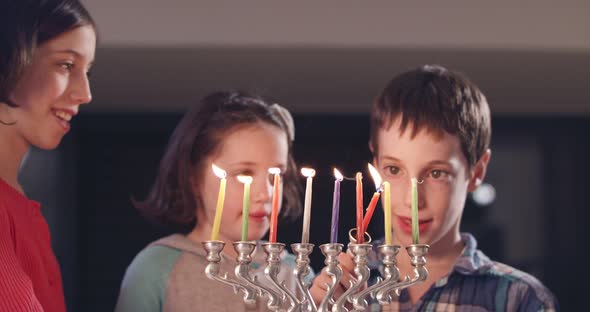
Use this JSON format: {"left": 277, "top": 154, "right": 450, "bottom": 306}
{"left": 115, "top": 234, "right": 311, "bottom": 312}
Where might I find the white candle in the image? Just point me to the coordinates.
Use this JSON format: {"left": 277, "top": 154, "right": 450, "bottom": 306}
{"left": 300, "top": 168, "right": 316, "bottom": 244}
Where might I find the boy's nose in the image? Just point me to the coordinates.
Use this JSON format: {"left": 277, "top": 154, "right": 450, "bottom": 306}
{"left": 403, "top": 178, "right": 426, "bottom": 210}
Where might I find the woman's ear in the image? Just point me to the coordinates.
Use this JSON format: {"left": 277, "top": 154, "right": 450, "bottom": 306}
{"left": 468, "top": 149, "right": 491, "bottom": 192}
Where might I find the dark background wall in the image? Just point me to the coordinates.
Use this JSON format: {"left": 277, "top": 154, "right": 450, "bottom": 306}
{"left": 20, "top": 113, "right": 589, "bottom": 311}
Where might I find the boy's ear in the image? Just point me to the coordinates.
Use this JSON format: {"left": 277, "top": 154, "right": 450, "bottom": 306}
{"left": 468, "top": 149, "right": 491, "bottom": 192}
{"left": 368, "top": 140, "right": 375, "bottom": 154}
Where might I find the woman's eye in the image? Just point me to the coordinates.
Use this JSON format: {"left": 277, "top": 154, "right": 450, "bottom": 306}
{"left": 385, "top": 166, "right": 400, "bottom": 176}
{"left": 60, "top": 62, "right": 74, "bottom": 71}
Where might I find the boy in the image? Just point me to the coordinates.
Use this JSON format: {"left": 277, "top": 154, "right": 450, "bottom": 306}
{"left": 366, "top": 65, "right": 557, "bottom": 311}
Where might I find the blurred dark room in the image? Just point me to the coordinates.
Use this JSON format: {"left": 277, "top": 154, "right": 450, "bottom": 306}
{"left": 15, "top": 1, "right": 590, "bottom": 311}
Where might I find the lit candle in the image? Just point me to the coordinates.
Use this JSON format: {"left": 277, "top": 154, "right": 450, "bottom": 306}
{"left": 383, "top": 181, "right": 392, "bottom": 245}
{"left": 330, "top": 168, "right": 344, "bottom": 243}
{"left": 411, "top": 178, "right": 419, "bottom": 244}
{"left": 268, "top": 168, "right": 281, "bottom": 243}
{"left": 362, "top": 163, "right": 382, "bottom": 231}
{"left": 237, "top": 175, "right": 252, "bottom": 241}
{"left": 356, "top": 172, "right": 363, "bottom": 243}
{"left": 210, "top": 164, "right": 227, "bottom": 241}
{"left": 301, "top": 168, "right": 316, "bottom": 244}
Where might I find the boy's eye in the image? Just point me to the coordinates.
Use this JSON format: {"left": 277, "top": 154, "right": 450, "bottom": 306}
{"left": 385, "top": 166, "right": 401, "bottom": 176}
{"left": 429, "top": 169, "right": 448, "bottom": 179}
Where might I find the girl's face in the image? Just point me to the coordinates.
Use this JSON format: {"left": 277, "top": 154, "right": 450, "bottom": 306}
{"left": 196, "top": 122, "right": 289, "bottom": 242}
{"left": 6, "top": 25, "right": 96, "bottom": 150}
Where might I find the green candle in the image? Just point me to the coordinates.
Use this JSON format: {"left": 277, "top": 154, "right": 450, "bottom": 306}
{"left": 237, "top": 175, "right": 252, "bottom": 241}
{"left": 411, "top": 178, "right": 419, "bottom": 244}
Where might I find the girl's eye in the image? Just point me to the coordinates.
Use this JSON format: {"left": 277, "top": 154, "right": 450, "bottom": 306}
{"left": 385, "top": 166, "right": 401, "bottom": 176}
{"left": 267, "top": 171, "right": 285, "bottom": 185}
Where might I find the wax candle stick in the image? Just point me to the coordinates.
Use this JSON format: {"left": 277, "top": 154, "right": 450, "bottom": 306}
{"left": 362, "top": 163, "right": 383, "bottom": 231}
{"left": 383, "top": 181, "right": 392, "bottom": 245}
{"left": 411, "top": 178, "right": 419, "bottom": 244}
{"left": 237, "top": 175, "right": 252, "bottom": 241}
{"left": 301, "top": 168, "right": 316, "bottom": 244}
{"left": 210, "top": 164, "right": 227, "bottom": 241}
{"left": 356, "top": 172, "right": 363, "bottom": 243}
{"left": 268, "top": 168, "right": 281, "bottom": 243}
{"left": 330, "top": 168, "right": 343, "bottom": 243}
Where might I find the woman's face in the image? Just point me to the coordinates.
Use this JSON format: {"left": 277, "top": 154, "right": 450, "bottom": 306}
{"left": 196, "top": 122, "right": 289, "bottom": 243}
{"left": 6, "top": 25, "right": 96, "bottom": 150}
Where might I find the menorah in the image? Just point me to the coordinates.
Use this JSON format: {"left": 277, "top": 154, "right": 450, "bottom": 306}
{"left": 202, "top": 229, "right": 429, "bottom": 312}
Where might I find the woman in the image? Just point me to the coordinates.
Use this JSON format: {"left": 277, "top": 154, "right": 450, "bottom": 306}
{"left": 0, "top": 1, "right": 96, "bottom": 311}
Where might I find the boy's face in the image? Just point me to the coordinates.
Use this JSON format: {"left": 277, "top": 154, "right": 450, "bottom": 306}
{"left": 373, "top": 117, "right": 489, "bottom": 250}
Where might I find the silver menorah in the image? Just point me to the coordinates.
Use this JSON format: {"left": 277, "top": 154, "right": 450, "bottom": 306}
{"left": 202, "top": 229, "right": 429, "bottom": 312}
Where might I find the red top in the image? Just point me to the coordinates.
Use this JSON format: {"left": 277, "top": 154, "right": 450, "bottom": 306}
{"left": 0, "top": 178, "right": 66, "bottom": 312}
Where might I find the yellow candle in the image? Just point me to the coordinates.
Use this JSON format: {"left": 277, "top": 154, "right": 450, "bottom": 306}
{"left": 383, "top": 181, "right": 392, "bottom": 245}
{"left": 210, "top": 164, "right": 227, "bottom": 241}
{"left": 237, "top": 175, "right": 252, "bottom": 241}
{"left": 411, "top": 178, "right": 419, "bottom": 244}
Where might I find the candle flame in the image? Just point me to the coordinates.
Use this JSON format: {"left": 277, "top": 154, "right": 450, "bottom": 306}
{"left": 237, "top": 175, "right": 253, "bottom": 184}
{"left": 368, "top": 163, "right": 382, "bottom": 191}
{"left": 268, "top": 167, "right": 281, "bottom": 175}
{"left": 333, "top": 168, "right": 343, "bottom": 181}
{"left": 211, "top": 164, "right": 227, "bottom": 179}
{"left": 301, "top": 167, "right": 316, "bottom": 178}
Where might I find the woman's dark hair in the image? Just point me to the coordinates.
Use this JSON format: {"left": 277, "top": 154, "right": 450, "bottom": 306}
{"left": 0, "top": 0, "right": 95, "bottom": 107}
{"left": 135, "top": 91, "right": 302, "bottom": 231}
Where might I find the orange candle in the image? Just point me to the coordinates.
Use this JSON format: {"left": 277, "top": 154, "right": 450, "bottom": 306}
{"left": 268, "top": 168, "right": 281, "bottom": 243}
{"left": 356, "top": 172, "right": 363, "bottom": 243}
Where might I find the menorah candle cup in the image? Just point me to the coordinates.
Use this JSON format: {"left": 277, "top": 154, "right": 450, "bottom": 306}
{"left": 376, "top": 243, "right": 430, "bottom": 305}
{"left": 233, "top": 241, "right": 283, "bottom": 311}
{"left": 202, "top": 240, "right": 258, "bottom": 305}
{"left": 262, "top": 242, "right": 300, "bottom": 312}
{"left": 317, "top": 243, "right": 344, "bottom": 312}
{"left": 291, "top": 243, "right": 317, "bottom": 312}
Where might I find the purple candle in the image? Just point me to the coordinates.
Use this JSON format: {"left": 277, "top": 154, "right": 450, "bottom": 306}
{"left": 331, "top": 168, "right": 344, "bottom": 243}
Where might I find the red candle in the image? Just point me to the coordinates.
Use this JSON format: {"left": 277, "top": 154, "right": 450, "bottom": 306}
{"left": 363, "top": 163, "right": 383, "bottom": 231}
{"left": 268, "top": 168, "right": 281, "bottom": 243}
{"left": 356, "top": 172, "right": 363, "bottom": 243}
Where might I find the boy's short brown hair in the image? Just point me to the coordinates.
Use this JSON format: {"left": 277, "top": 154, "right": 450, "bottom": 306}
{"left": 369, "top": 65, "right": 491, "bottom": 167}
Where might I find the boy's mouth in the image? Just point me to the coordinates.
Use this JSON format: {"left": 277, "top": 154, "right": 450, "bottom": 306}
{"left": 397, "top": 216, "right": 432, "bottom": 234}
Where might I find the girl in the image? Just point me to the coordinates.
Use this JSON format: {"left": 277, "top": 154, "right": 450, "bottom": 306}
{"left": 115, "top": 91, "right": 306, "bottom": 312}
{"left": 0, "top": 0, "right": 96, "bottom": 311}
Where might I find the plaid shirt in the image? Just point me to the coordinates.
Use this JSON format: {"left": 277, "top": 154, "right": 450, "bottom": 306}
{"left": 367, "top": 233, "right": 558, "bottom": 312}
